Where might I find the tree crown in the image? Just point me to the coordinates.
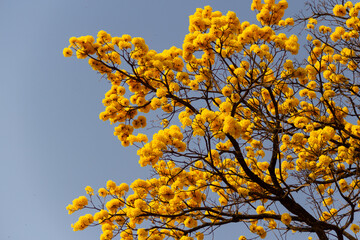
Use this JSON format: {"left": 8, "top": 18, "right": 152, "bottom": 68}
{"left": 64, "top": 1, "right": 360, "bottom": 239}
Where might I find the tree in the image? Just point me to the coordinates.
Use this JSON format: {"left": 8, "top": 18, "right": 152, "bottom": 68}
{"left": 63, "top": 0, "right": 360, "bottom": 239}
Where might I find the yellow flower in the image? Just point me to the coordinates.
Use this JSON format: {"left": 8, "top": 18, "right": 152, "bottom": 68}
{"left": 106, "top": 180, "right": 117, "bottom": 190}
{"left": 102, "top": 230, "right": 114, "bottom": 240}
{"left": 333, "top": 5, "right": 347, "bottom": 17}
{"left": 98, "top": 188, "right": 108, "bottom": 197}
{"left": 308, "top": 91, "right": 317, "bottom": 99}
{"left": 71, "top": 214, "right": 94, "bottom": 231}
{"left": 285, "top": 18, "right": 294, "bottom": 26}
{"left": 85, "top": 186, "right": 94, "bottom": 195}
{"left": 308, "top": 18, "right": 317, "bottom": 25}
{"left": 322, "top": 197, "right": 333, "bottom": 206}
{"left": 222, "top": 85, "right": 233, "bottom": 97}
{"left": 93, "top": 209, "right": 109, "bottom": 222}
{"left": 66, "top": 204, "right": 76, "bottom": 214}
{"left": 69, "top": 37, "right": 77, "bottom": 47}
{"left": 320, "top": 211, "right": 332, "bottom": 221}
{"left": 348, "top": 60, "right": 358, "bottom": 71}
{"left": 281, "top": 213, "right": 292, "bottom": 225}
{"left": 63, "top": 48, "right": 73, "bottom": 57}
{"left": 76, "top": 49, "right": 87, "bottom": 59}
{"left": 73, "top": 196, "right": 88, "bottom": 209}
{"left": 351, "top": 86, "right": 359, "bottom": 94}
{"left": 350, "top": 224, "right": 360, "bottom": 234}
{"left": 330, "top": 208, "right": 338, "bottom": 216}
{"left": 256, "top": 205, "right": 266, "bottom": 214}
{"left": 159, "top": 186, "right": 174, "bottom": 201}
{"left": 106, "top": 199, "right": 123, "bottom": 213}
{"left": 256, "top": 226, "right": 266, "bottom": 239}
{"left": 268, "top": 220, "right": 277, "bottom": 229}
{"left": 184, "top": 217, "right": 198, "bottom": 228}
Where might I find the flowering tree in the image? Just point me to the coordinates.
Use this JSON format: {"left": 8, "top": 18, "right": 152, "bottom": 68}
{"left": 64, "top": 0, "right": 360, "bottom": 239}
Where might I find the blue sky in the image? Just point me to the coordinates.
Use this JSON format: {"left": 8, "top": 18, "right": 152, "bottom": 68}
{"left": 0, "top": 0, "right": 307, "bottom": 239}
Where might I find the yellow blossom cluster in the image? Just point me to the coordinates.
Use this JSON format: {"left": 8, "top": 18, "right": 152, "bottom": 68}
{"left": 251, "top": 0, "right": 289, "bottom": 26}
{"left": 66, "top": 196, "right": 88, "bottom": 214}
{"left": 137, "top": 125, "right": 186, "bottom": 167}
{"left": 71, "top": 214, "right": 94, "bottom": 231}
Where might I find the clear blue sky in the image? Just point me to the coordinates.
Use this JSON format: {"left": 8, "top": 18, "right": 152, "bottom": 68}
{"left": 0, "top": 0, "right": 307, "bottom": 239}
